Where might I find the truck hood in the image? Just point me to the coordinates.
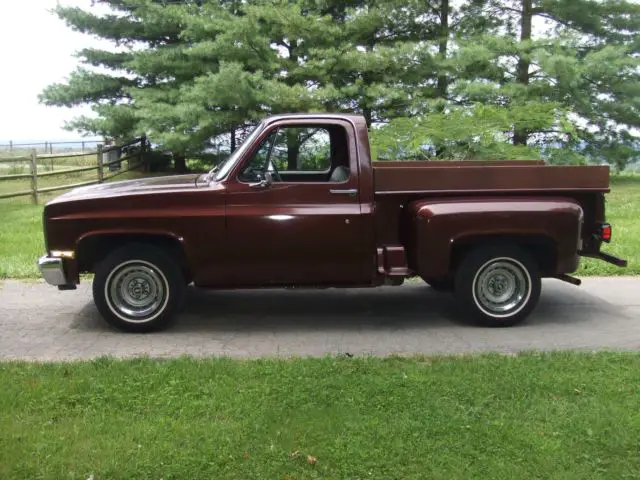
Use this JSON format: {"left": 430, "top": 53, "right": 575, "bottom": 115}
{"left": 46, "top": 173, "right": 204, "bottom": 204}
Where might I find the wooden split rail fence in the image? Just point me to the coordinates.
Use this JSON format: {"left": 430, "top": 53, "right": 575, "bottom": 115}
{"left": 0, "top": 137, "right": 147, "bottom": 204}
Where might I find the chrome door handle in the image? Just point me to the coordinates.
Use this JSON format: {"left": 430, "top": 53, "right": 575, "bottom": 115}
{"left": 329, "top": 188, "right": 358, "bottom": 196}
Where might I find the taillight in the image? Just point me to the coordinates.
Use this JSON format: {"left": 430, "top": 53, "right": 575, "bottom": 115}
{"left": 599, "top": 223, "right": 612, "bottom": 243}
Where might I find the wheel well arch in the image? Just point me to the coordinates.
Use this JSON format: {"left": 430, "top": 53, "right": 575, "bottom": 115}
{"left": 76, "top": 233, "right": 190, "bottom": 280}
{"left": 450, "top": 234, "right": 558, "bottom": 276}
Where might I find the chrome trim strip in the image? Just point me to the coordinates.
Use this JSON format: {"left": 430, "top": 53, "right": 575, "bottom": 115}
{"left": 329, "top": 188, "right": 358, "bottom": 195}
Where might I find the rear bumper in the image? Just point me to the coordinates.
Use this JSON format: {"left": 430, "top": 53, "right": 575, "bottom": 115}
{"left": 580, "top": 250, "right": 628, "bottom": 268}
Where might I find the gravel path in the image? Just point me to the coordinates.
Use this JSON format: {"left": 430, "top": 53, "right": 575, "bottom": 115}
{"left": 1, "top": 277, "right": 639, "bottom": 361}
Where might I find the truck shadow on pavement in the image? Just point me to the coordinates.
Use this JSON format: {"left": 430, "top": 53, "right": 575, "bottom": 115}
{"left": 71, "top": 282, "right": 611, "bottom": 333}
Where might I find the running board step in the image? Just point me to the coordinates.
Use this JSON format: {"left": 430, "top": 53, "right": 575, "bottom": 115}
{"left": 377, "top": 245, "right": 410, "bottom": 276}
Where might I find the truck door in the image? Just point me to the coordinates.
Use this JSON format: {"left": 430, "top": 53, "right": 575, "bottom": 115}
{"left": 223, "top": 119, "right": 368, "bottom": 286}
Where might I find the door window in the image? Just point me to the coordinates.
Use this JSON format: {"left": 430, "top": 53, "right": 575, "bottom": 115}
{"left": 237, "top": 131, "right": 277, "bottom": 183}
{"left": 270, "top": 128, "right": 331, "bottom": 172}
{"left": 238, "top": 125, "right": 349, "bottom": 183}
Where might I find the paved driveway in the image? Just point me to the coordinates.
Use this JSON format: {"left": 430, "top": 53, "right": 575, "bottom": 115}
{"left": 0, "top": 277, "right": 639, "bottom": 361}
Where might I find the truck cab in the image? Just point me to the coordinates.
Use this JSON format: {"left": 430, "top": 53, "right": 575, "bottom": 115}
{"left": 209, "top": 114, "right": 373, "bottom": 287}
{"left": 38, "top": 113, "right": 627, "bottom": 332}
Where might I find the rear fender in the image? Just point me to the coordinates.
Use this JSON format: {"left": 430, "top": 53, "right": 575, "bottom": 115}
{"left": 408, "top": 197, "right": 584, "bottom": 278}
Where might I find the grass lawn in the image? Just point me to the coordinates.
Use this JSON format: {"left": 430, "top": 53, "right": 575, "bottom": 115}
{"left": 0, "top": 171, "right": 150, "bottom": 278}
{"left": 0, "top": 203, "right": 44, "bottom": 278}
{"left": 0, "top": 175, "right": 639, "bottom": 279}
{"left": 0, "top": 352, "right": 639, "bottom": 479}
{"left": 579, "top": 175, "right": 640, "bottom": 276}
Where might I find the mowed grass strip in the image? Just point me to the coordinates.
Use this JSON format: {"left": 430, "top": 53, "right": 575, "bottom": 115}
{"left": 0, "top": 175, "right": 639, "bottom": 279}
{"left": 0, "top": 353, "right": 639, "bottom": 479}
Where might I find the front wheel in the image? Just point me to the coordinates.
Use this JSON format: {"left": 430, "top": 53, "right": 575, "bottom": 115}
{"left": 93, "top": 244, "right": 186, "bottom": 332}
{"left": 454, "top": 245, "right": 541, "bottom": 327}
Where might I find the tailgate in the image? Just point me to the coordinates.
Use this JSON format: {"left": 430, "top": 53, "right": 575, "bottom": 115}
{"left": 578, "top": 191, "right": 628, "bottom": 267}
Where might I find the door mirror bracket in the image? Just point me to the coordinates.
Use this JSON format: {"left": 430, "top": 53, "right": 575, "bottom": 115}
{"left": 249, "top": 171, "right": 273, "bottom": 189}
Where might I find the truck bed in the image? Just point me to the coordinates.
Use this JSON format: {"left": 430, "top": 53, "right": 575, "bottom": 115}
{"left": 373, "top": 161, "right": 611, "bottom": 195}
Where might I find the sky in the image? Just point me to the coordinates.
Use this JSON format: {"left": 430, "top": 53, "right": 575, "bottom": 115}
{"left": 0, "top": 0, "right": 110, "bottom": 142}
{"left": 2, "top": 1, "right": 635, "bottom": 145}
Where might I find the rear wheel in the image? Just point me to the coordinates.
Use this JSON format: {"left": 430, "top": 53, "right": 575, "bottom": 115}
{"left": 454, "top": 244, "right": 541, "bottom": 327}
{"left": 93, "top": 244, "right": 186, "bottom": 332}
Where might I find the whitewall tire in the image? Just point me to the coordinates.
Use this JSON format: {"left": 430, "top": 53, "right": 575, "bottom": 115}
{"left": 93, "top": 244, "right": 186, "bottom": 332}
{"left": 454, "top": 244, "right": 541, "bottom": 327}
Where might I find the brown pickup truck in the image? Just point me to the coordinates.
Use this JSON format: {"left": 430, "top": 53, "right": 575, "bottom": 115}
{"left": 38, "top": 113, "right": 626, "bottom": 332}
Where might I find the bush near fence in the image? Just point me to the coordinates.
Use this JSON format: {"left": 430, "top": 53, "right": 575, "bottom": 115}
{"left": 0, "top": 137, "right": 148, "bottom": 204}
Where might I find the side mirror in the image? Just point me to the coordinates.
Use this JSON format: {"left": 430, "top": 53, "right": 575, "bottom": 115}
{"left": 249, "top": 171, "right": 273, "bottom": 189}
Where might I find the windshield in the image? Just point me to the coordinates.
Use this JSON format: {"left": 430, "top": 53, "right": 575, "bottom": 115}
{"left": 212, "top": 121, "right": 266, "bottom": 182}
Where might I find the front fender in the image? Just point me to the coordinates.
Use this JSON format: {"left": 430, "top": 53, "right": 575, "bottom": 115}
{"left": 408, "top": 197, "right": 584, "bottom": 278}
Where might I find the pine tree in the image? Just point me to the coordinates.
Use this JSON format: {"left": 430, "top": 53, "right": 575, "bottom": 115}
{"left": 39, "top": 0, "right": 186, "bottom": 140}
{"left": 450, "top": 0, "right": 640, "bottom": 165}
{"left": 41, "top": 0, "right": 639, "bottom": 168}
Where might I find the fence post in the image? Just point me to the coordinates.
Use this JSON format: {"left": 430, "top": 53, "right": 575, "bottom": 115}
{"left": 97, "top": 144, "right": 104, "bottom": 183}
{"left": 30, "top": 149, "right": 38, "bottom": 205}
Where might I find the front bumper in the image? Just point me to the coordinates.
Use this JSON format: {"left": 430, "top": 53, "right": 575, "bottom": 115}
{"left": 38, "top": 255, "right": 70, "bottom": 287}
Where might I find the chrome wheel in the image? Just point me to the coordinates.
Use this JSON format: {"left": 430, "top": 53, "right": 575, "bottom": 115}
{"left": 105, "top": 260, "right": 169, "bottom": 323}
{"left": 472, "top": 257, "right": 532, "bottom": 318}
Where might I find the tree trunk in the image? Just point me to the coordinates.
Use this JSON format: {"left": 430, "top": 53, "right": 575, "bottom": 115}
{"left": 435, "top": 0, "right": 450, "bottom": 158}
{"left": 174, "top": 154, "right": 188, "bottom": 173}
{"left": 436, "top": 0, "right": 449, "bottom": 100}
{"left": 363, "top": 107, "right": 373, "bottom": 128}
{"left": 287, "top": 130, "right": 300, "bottom": 170}
{"left": 230, "top": 129, "right": 236, "bottom": 153}
{"left": 288, "top": 40, "right": 298, "bottom": 88}
{"left": 287, "top": 144, "right": 300, "bottom": 170}
{"left": 514, "top": 0, "right": 532, "bottom": 146}
{"left": 360, "top": 30, "right": 376, "bottom": 129}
